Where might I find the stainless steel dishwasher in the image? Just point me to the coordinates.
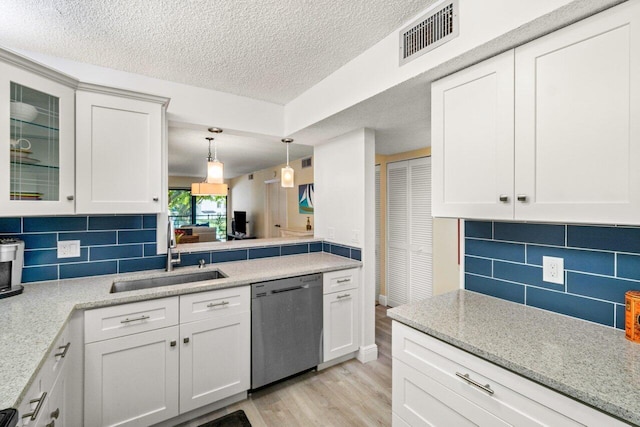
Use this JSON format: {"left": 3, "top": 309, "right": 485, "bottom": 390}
{"left": 251, "top": 273, "right": 323, "bottom": 389}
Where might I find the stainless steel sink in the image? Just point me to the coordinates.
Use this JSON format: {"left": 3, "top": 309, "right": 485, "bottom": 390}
{"left": 110, "top": 269, "right": 227, "bottom": 293}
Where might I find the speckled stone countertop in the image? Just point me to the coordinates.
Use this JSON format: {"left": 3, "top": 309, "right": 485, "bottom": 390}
{"left": 0, "top": 252, "right": 360, "bottom": 410}
{"left": 388, "top": 290, "right": 640, "bottom": 425}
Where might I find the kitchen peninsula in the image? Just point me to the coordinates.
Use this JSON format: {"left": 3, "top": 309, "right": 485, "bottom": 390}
{"left": 388, "top": 290, "right": 640, "bottom": 426}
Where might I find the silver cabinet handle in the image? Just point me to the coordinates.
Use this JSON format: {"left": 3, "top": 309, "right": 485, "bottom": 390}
{"left": 207, "top": 301, "right": 229, "bottom": 308}
{"left": 55, "top": 342, "right": 70, "bottom": 358}
{"left": 51, "top": 408, "right": 60, "bottom": 419}
{"left": 121, "top": 315, "right": 150, "bottom": 324}
{"left": 184, "top": 337, "right": 190, "bottom": 344}
{"left": 336, "top": 293, "right": 351, "bottom": 299}
{"left": 22, "top": 392, "right": 47, "bottom": 420}
{"left": 66, "top": 195, "right": 74, "bottom": 201}
{"left": 153, "top": 197, "right": 159, "bottom": 201}
{"left": 337, "top": 278, "right": 351, "bottom": 284}
{"left": 455, "top": 372, "right": 494, "bottom": 395}
{"left": 517, "top": 194, "right": 528, "bottom": 202}
{"left": 499, "top": 194, "right": 509, "bottom": 203}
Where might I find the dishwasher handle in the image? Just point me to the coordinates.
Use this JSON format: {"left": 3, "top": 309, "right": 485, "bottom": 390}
{"left": 271, "top": 284, "right": 309, "bottom": 294}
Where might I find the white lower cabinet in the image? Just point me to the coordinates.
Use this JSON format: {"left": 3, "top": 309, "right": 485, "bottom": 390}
{"left": 179, "top": 286, "right": 250, "bottom": 414}
{"left": 85, "top": 326, "right": 180, "bottom": 427}
{"left": 323, "top": 268, "right": 360, "bottom": 362}
{"left": 84, "top": 287, "right": 250, "bottom": 427}
{"left": 18, "top": 312, "right": 81, "bottom": 427}
{"left": 392, "top": 321, "right": 629, "bottom": 427}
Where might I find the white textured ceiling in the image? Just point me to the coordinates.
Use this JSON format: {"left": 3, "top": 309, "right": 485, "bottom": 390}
{"left": 0, "top": 0, "right": 431, "bottom": 104}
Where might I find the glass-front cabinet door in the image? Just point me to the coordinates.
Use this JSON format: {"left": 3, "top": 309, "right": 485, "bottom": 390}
{"left": 0, "top": 61, "right": 75, "bottom": 216}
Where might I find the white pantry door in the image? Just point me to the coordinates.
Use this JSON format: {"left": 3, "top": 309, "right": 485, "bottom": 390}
{"left": 386, "top": 157, "right": 432, "bottom": 307}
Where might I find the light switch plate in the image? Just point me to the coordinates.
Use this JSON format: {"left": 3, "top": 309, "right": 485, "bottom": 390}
{"left": 58, "top": 240, "right": 81, "bottom": 258}
{"left": 543, "top": 256, "right": 564, "bottom": 284}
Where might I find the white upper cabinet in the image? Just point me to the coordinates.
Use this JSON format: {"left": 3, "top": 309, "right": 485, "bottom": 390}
{"left": 0, "top": 54, "right": 76, "bottom": 216}
{"left": 76, "top": 85, "right": 168, "bottom": 214}
{"left": 432, "top": 50, "right": 514, "bottom": 220}
{"left": 514, "top": 1, "right": 640, "bottom": 224}
{"left": 432, "top": 0, "right": 640, "bottom": 224}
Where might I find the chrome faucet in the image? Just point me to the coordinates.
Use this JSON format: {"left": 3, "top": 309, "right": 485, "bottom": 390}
{"left": 167, "top": 219, "right": 181, "bottom": 271}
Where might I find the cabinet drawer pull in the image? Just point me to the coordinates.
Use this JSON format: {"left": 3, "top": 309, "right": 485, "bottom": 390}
{"left": 499, "top": 194, "right": 509, "bottom": 202}
{"left": 22, "top": 392, "right": 47, "bottom": 420}
{"left": 455, "top": 372, "right": 494, "bottom": 395}
{"left": 55, "top": 342, "right": 70, "bottom": 358}
{"left": 184, "top": 337, "right": 190, "bottom": 344}
{"left": 120, "top": 315, "right": 150, "bottom": 324}
{"left": 516, "top": 194, "right": 528, "bottom": 202}
{"left": 336, "top": 278, "right": 351, "bottom": 284}
{"left": 153, "top": 197, "right": 159, "bottom": 202}
{"left": 51, "top": 408, "right": 60, "bottom": 419}
{"left": 170, "top": 340, "right": 177, "bottom": 347}
{"left": 207, "top": 301, "right": 229, "bottom": 308}
{"left": 336, "top": 293, "right": 351, "bottom": 299}
{"left": 66, "top": 195, "right": 74, "bottom": 201}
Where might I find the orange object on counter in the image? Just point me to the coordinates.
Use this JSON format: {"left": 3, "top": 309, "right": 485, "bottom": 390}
{"left": 625, "top": 291, "right": 640, "bottom": 343}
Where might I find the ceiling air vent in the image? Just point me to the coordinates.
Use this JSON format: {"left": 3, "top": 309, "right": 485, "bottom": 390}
{"left": 301, "top": 157, "right": 312, "bottom": 169}
{"left": 399, "top": 0, "right": 459, "bottom": 66}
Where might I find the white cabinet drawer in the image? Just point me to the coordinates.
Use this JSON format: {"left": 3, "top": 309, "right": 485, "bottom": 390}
{"left": 180, "top": 286, "right": 250, "bottom": 324}
{"left": 85, "top": 297, "right": 179, "bottom": 343}
{"left": 323, "top": 268, "right": 359, "bottom": 294}
{"left": 392, "top": 322, "right": 629, "bottom": 427}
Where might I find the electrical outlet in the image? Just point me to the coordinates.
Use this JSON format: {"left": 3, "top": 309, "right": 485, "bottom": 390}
{"left": 57, "top": 240, "right": 80, "bottom": 258}
{"left": 543, "top": 256, "right": 564, "bottom": 285}
{"left": 351, "top": 229, "right": 359, "bottom": 244}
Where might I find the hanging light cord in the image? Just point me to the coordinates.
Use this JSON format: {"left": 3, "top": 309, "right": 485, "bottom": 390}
{"left": 286, "top": 142, "right": 290, "bottom": 166}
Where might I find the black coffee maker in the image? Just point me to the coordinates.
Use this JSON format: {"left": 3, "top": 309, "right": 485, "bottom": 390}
{"left": 0, "top": 238, "right": 24, "bottom": 298}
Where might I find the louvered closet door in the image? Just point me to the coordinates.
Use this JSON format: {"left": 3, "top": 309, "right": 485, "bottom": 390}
{"left": 387, "top": 162, "right": 409, "bottom": 306}
{"left": 387, "top": 158, "right": 432, "bottom": 307}
{"left": 409, "top": 157, "right": 433, "bottom": 301}
{"left": 375, "top": 165, "right": 381, "bottom": 303}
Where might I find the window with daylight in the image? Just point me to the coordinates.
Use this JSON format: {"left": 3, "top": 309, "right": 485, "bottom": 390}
{"left": 168, "top": 189, "right": 227, "bottom": 241}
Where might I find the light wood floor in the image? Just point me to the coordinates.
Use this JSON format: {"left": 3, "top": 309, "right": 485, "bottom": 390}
{"left": 180, "top": 305, "right": 392, "bottom": 427}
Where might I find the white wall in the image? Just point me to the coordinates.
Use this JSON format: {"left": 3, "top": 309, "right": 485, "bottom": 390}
{"left": 12, "top": 48, "right": 284, "bottom": 137}
{"left": 314, "top": 128, "right": 377, "bottom": 362}
{"left": 284, "top": 0, "right": 597, "bottom": 134}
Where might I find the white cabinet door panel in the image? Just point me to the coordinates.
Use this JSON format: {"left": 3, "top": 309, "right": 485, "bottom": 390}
{"left": 179, "top": 313, "right": 250, "bottom": 413}
{"left": 432, "top": 50, "right": 514, "bottom": 220}
{"left": 323, "top": 288, "right": 360, "bottom": 362}
{"left": 515, "top": 1, "right": 640, "bottom": 224}
{"left": 76, "top": 90, "right": 163, "bottom": 214}
{"left": 84, "top": 326, "right": 179, "bottom": 427}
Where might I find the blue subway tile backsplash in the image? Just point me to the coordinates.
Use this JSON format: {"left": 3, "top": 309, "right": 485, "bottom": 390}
{"left": 4, "top": 214, "right": 360, "bottom": 284}
{"left": 465, "top": 221, "right": 640, "bottom": 330}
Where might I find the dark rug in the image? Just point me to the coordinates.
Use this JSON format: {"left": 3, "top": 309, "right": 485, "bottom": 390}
{"left": 198, "top": 410, "right": 252, "bottom": 427}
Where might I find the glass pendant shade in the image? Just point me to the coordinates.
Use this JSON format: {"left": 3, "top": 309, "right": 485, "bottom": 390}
{"left": 281, "top": 138, "right": 294, "bottom": 188}
{"left": 281, "top": 165, "right": 294, "bottom": 188}
{"left": 207, "top": 159, "right": 224, "bottom": 184}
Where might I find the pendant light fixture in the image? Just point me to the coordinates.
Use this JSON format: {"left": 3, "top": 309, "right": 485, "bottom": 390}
{"left": 191, "top": 127, "right": 228, "bottom": 196}
{"left": 281, "top": 138, "right": 294, "bottom": 188}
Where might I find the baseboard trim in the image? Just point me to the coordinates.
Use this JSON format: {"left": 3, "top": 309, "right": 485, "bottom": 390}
{"left": 378, "top": 295, "right": 387, "bottom": 306}
{"left": 357, "top": 344, "right": 378, "bottom": 363}
{"left": 317, "top": 351, "right": 358, "bottom": 370}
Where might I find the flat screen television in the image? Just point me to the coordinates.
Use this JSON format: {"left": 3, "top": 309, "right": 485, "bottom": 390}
{"left": 234, "top": 211, "right": 247, "bottom": 235}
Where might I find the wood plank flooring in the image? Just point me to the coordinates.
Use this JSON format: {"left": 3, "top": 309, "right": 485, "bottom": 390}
{"left": 180, "top": 305, "right": 392, "bottom": 427}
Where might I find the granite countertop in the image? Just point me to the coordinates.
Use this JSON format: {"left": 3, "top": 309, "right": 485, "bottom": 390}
{"left": 388, "top": 290, "right": 640, "bottom": 425}
{"left": 0, "top": 252, "right": 360, "bottom": 410}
